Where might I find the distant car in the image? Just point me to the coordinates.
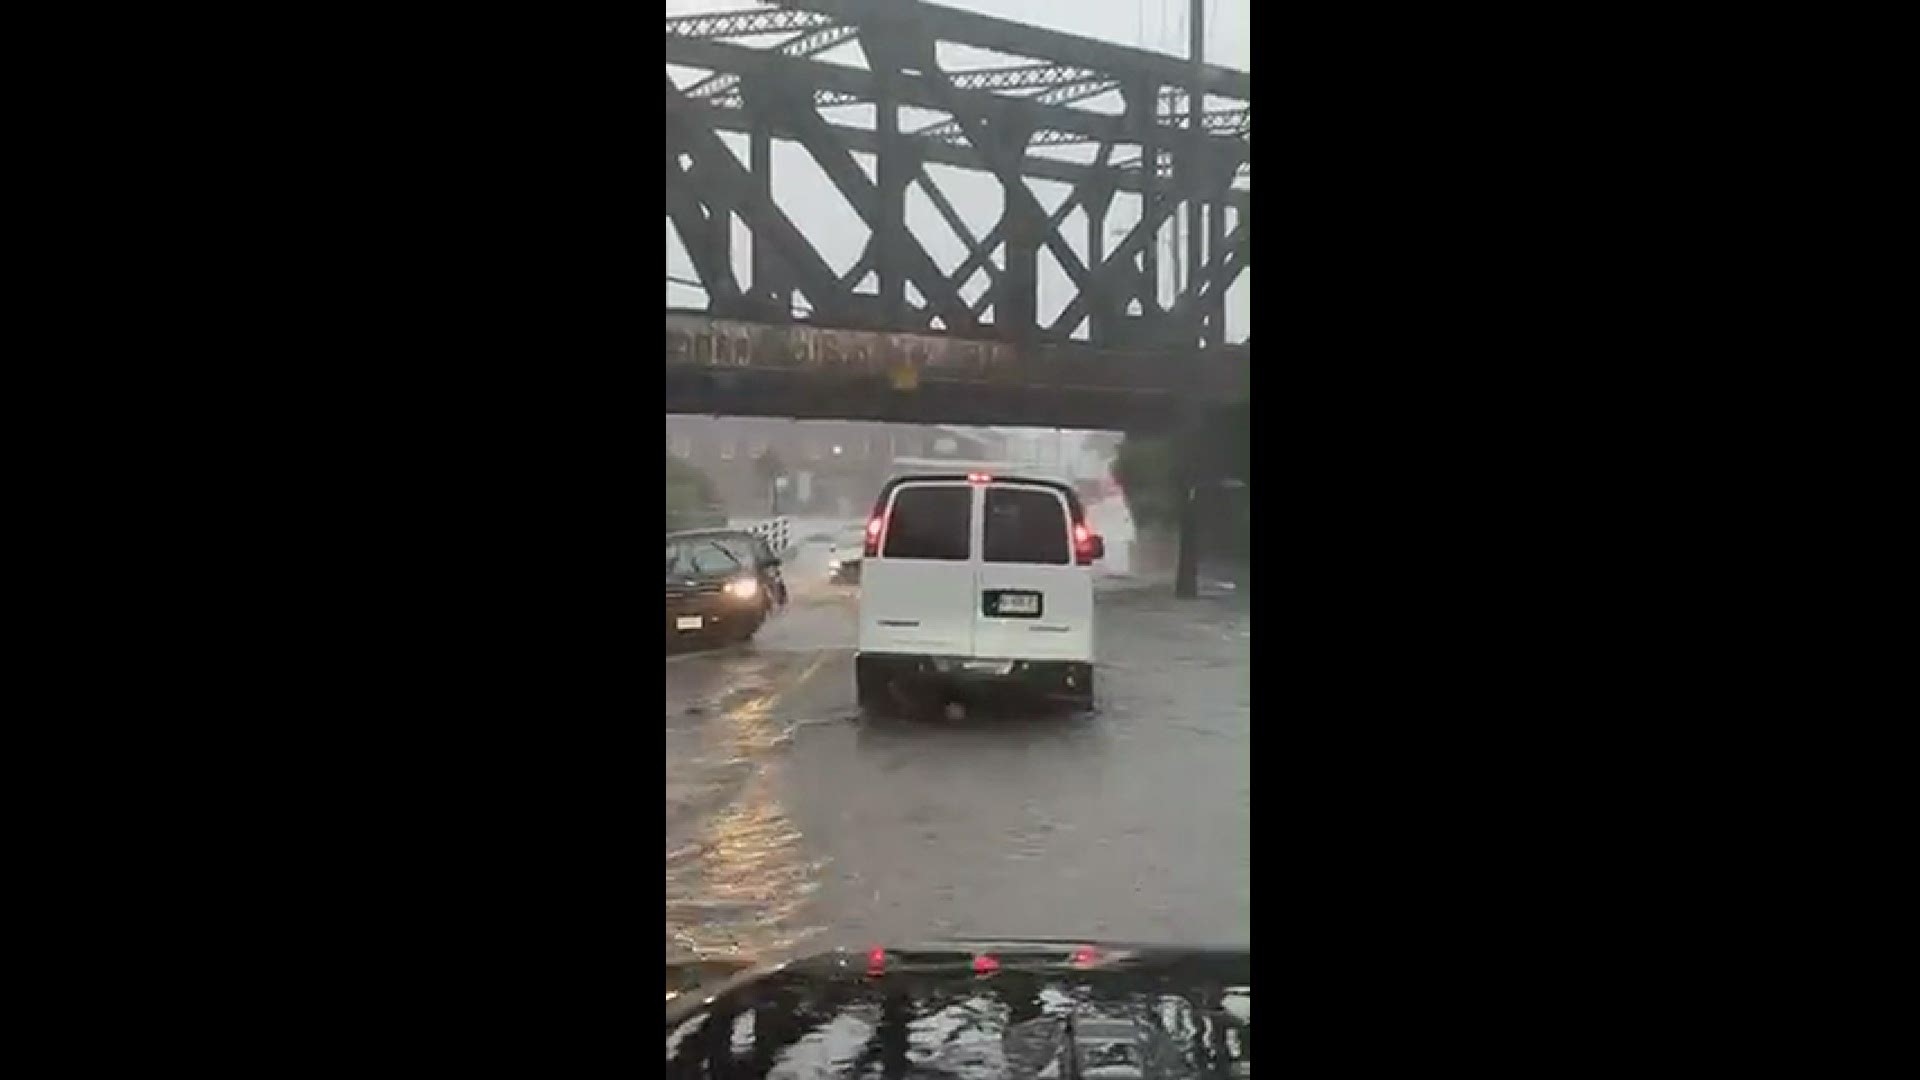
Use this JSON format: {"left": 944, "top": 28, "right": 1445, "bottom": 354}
{"left": 826, "top": 525, "right": 865, "bottom": 585}
{"left": 665, "top": 529, "right": 787, "bottom": 646}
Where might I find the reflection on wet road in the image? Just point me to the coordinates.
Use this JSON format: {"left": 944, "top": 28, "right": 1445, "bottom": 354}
{"left": 666, "top": 544, "right": 1249, "bottom": 968}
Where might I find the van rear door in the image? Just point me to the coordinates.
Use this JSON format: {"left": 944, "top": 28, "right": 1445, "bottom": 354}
{"left": 972, "top": 482, "right": 1093, "bottom": 662}
{"left": 859, "top": 481, "right": 977, "bottom": 657}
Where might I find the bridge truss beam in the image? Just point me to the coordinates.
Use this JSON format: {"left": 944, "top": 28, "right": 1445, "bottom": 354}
{"left": 666, "top": 0, "right": 1249, "bottom": 349}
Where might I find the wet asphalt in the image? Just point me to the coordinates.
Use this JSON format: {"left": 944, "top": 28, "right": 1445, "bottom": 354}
{"left": 666, "top": 538, "right": 1250, "bottom": 966}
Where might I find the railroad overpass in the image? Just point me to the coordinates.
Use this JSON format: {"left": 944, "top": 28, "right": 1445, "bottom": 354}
{"left": 667, "top": 0, "right": 1251, "bottom": 592}
{"left": 665, "top": 312, "right": 1248, "bottom": 432}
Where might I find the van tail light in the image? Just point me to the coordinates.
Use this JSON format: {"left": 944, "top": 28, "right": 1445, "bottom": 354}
{"left": 864, "top": 514, "right": 884, "bottom": 558}
{"left": 1073, "top": 522, "right": 1096, "bottom": 565}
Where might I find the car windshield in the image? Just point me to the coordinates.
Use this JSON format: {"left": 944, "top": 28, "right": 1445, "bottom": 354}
{"left": 664, "top": 0, "right": 1250, "bottom": 1060}
{"left": 667, "top": 536, "right": 751, "bottom": 576}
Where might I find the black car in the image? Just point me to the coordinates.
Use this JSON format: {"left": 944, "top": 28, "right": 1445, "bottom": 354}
{"left": 666, "top": 529, "right": 788, "bottom": 646}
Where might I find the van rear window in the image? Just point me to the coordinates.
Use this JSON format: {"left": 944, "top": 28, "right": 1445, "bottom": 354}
{"left": 984, "top": 487, "right": 1070, "bottom": 564}
{"left": 883, "top": 486, "right": 971, "bottom": 561}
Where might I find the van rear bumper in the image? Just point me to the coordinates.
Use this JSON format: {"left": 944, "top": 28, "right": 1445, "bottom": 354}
{"left": 856, "top": 652, "right": 1093, "bottom": 700}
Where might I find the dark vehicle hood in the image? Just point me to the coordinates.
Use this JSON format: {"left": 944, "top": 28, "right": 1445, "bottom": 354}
{"left": 666, "top": 564, "right": 761, "bottom": 594}
{"left": 667, "top": 942, "right": 1249, "bottom": 1078}
{"left": 667, "top": 569, "right": 743, "bottom": 586}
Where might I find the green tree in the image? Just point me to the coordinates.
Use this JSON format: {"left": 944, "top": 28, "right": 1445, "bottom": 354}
{"left": 1111, "top": 435, "right": 1182, "bottom": 528}
{"left": 1112, "top": 405, "right": 1250, "bottom": 555}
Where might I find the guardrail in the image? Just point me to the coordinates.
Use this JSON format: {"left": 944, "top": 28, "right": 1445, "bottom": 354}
{"left": 737, "top": 517, "right": 792, "bottom": 557}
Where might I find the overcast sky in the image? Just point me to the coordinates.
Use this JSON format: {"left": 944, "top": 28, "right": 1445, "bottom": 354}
{"left": 667, "top": 0, "right": 1251, "bottom": 341}
{"left": 665, "top": 0, "right": 1251, "bottom": 67}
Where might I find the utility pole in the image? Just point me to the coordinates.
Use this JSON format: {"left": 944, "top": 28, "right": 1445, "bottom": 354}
{"left": 1174, "top": 0, "right": 1206, "bottom": 599}
{"left": 1178, "top": 0, "right": 1203, "bottom": 301}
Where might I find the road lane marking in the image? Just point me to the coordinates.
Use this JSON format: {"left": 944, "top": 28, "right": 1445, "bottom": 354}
{"left": 788, "top": 652, "right": 830, "bottom": 692}
{"left": 722, "top": 650, "right": 833, "bottom": 721}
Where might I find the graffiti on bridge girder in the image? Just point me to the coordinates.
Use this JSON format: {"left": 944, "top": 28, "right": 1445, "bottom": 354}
{"left": 664, "top": 315, "right": 1018, "bottom": 377}
{"left": 662, "top": 313, "right": 1245, "bottom": 398}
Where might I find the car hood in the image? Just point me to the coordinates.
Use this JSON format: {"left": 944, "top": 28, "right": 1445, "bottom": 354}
{"left": 668, "top": 570, "right": 742, "bottom": 585}
{"left": 668, "top": 941, "right": 1248, "bottom": 1078}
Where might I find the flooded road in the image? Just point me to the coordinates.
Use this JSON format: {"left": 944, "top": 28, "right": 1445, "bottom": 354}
{"left": 665, "top": 540, "right": 1250, "bottom": 967}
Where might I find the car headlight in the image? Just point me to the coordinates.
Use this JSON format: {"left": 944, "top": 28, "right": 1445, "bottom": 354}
{"left": 725, "top": 577, "right": 759, "bottom": 599}
{"left": 828, "top": 559, "right": 842, "bottom": 570}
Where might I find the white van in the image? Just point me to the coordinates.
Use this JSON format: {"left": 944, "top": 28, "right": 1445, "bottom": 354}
{"left": 855, "top": 471, "right": 1105, "bottom": 713}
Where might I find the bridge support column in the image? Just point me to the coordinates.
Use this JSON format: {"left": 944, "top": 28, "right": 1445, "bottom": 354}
{"left": 1174, "top": 483, "right": 1201, "bottom": 598}
{"left": 1174, "top": 399, "right": 1204, "bottom": 599}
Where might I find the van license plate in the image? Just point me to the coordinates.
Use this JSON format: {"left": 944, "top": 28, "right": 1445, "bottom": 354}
{"left": 935, "top": 658, "right": 1016, "bottom": 675}
{"left": 993, "top": 592, "right": 1041, "bottom": 616}
{"left": 676, "top": 616, "right": 703, "bottom": 630}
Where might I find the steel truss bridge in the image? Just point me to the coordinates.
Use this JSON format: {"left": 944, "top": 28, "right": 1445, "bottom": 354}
{"left": 666, "top": 0, "right": 1250, "bottom": 431}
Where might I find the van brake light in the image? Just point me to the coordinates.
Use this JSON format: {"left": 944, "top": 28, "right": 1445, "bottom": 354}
{"left": 864, "top": 515, "right": 884, "bottom": 557}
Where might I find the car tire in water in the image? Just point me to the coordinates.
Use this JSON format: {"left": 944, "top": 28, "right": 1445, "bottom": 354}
{"left": 1064, "top": 670, "right": 1095, "bottom": 713}
{"left": 855, "top": 670, "right": 894, "bottom": 718}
